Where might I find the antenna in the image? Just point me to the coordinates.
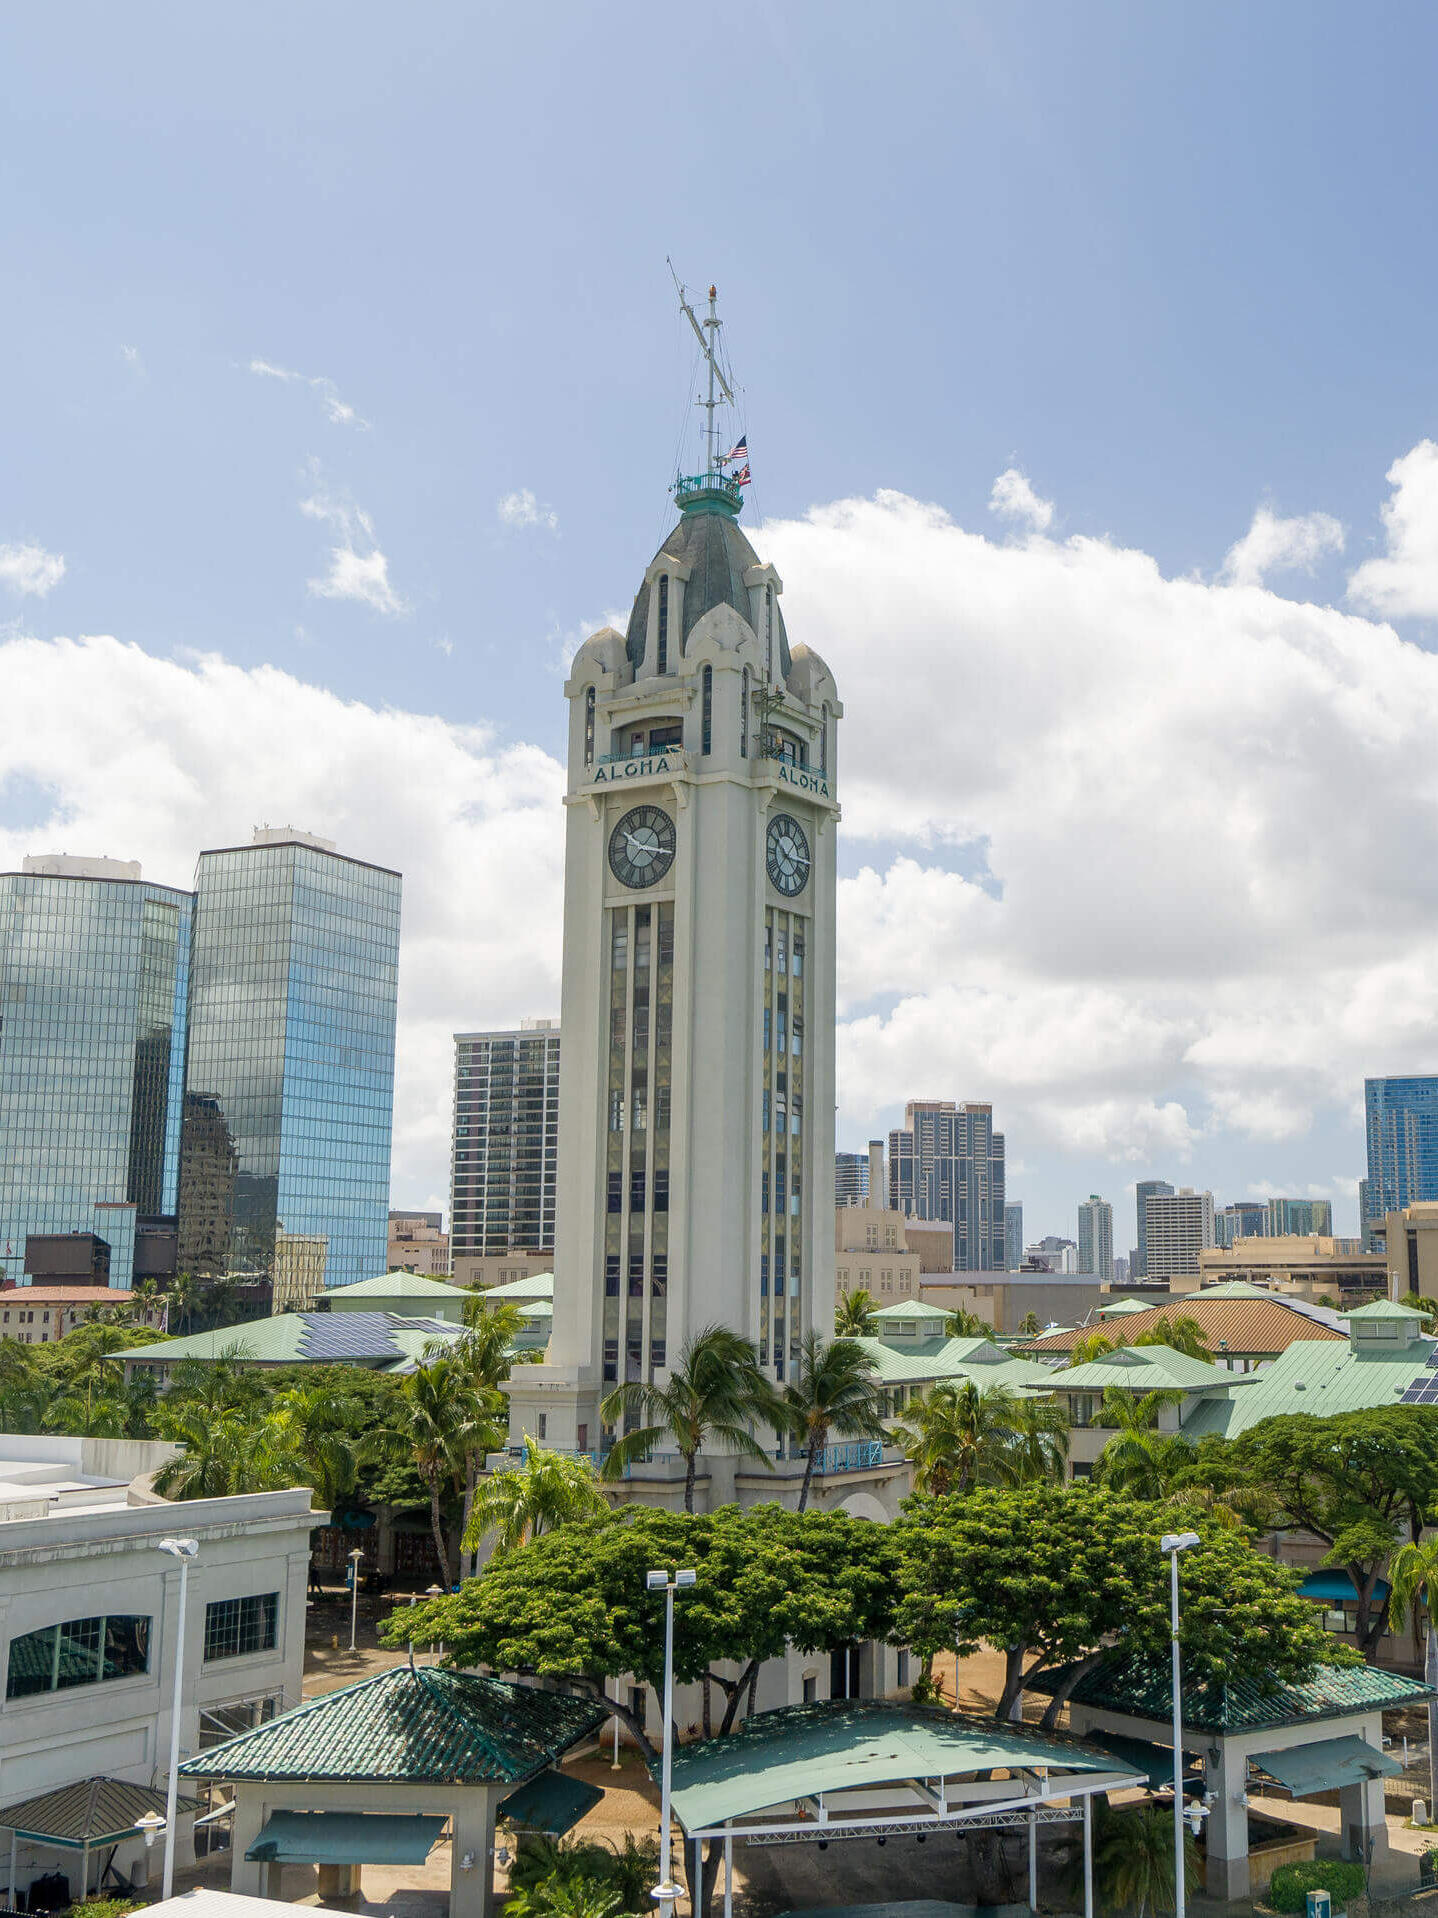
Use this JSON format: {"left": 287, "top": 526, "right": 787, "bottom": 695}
{"left": 669, "top": 259, "right": 733, "bottom": 474}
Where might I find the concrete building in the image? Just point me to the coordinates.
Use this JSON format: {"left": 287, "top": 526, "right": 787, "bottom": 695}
{"left": 0, "top": 1286, "right": 167, "bottom": 1343}
{"left": 324, "top": 1270, "right": 467, "bottom": 1322}
{"left": 386, "top": 1210, "right": 449, "bottom": 1276}
{"left": 835, "top": 1149, "right": 871, "bottom": 1207}
{"left": 455, "top": 1249, "right": 555, "bottom": 1292}
{"left": 888, "top": 1100, "right": 1005, "bottom": 1271}
{"left": 449, "top": 1022, "right": 560, "bottom": 1289}
{"left": 1385, "top": 1201, "right": 1438, "bottom": 1300}
{"left": 919, "top": 1271, "right": 1106, "bottom": 1336}
{"left": 0, "top": 1434, "right": 315, "bottom": 1904}
{"left": 1132, "top": 1180, "right": 1173, "bottom": 1278}
{"left": 1215, "top": 1200, "right": 1268, "bottom": 1248}
{"left": 1190, "top": 1235, "right": 1386, "bottom": 1305}
{"left": 1076, "top": 1195, "right": 1113, "bottom": 1279}
{"left": 1142, "top": 1186, "right": 1213, "bottom": 1282}
{"left": 1366, "top": 1075, "right": 1438, "bottom": 1235}
{"left": 1004, "top": 1201, "right": 1023, "bottom": 1272}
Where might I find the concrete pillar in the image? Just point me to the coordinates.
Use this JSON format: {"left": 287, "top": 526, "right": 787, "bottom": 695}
{"left": 451, "top": 1788, "right": 498, "bottom": 1918}
{"left": 1338, "top": 1772, "right": 1388, "bottom": 1865}
{"left": 1202, "top": 1744, "right": 1249, "bottom": 1901}
{"left": 229, "top": 1792, "right": 267, "bottom": 1897}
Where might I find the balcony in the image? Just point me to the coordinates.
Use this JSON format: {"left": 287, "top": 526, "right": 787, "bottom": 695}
{"left": 815, "top": 1439, "right": 887, "bottom": 1475}
{"left": 595, "top": 742, "right": 686, "bottom": 768}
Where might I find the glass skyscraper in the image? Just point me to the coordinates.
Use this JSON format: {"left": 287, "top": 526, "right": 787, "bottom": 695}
{"left": 888, "top": 1099, "right": 1006, "bottom": 1271}
{"left": 1365, "top": 1076, "right": 1438, "bottom": 1231}
{"left": 180, "top": 834, "right": 401, "bottom": 1289}
{"left": 0, "top": 858, "right": 191, "bottom": 1289}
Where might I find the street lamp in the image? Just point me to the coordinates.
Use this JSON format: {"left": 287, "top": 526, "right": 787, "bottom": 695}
{"left": 156, "top": 1538, "right": 200, "bottom": 1901}
{"left": 1160, "top": 1532, "right": 1200, "bottom": 1918}
{"left": 347, "top": 1549, "right": 365, "bottom": 1652}
{"left": 647, "top": 1567, "right": 696, "bottom": 1918}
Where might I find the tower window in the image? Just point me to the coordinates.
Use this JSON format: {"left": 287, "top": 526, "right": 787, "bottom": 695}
{"left": 585, "top": 687, "right": 595, "bottom": 766}
{"left": 741, "top": 667, "right": 750, "bottom": 757}
{"left": 765, "top": 586, "right": 774, "bottom": 680}
{"left": 657, "top": 576, "right": 669, "bottom": 674}
{"left": 820, "top": 701, "right": 829, "bottom": 776}
{"left": 701, "top": 664, "right": 712, "bottom": 755}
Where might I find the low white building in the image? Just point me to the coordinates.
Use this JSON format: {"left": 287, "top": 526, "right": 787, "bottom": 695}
{"left": 0, "top": 1435, "right": 318, "bottom": 1905}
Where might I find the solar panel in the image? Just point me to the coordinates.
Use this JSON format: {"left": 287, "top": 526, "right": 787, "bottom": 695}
{"left": 298, "top": 1312, "right": 413, "bottom": 1362}
{"left": 1400, "top": 1375, "right": 1438, "bottom": 1405}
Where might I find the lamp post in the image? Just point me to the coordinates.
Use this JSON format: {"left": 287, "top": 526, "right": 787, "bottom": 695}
{"left": 647, "top": 1566, "right": 696, "bottom": 1918}
{"left": 348, "top": 1549, "right": 364, "bottom": 1652}
{"left": 1160, "top": 1531, "right": 1200, "bottom": 1918}
{"left": 156, "top": 1537, "right": 200, "bottom": 1901}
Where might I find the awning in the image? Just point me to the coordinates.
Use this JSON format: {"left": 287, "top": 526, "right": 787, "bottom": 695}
{"left": 245, "top": 1811, "right": 447, "bottom": 1865}
{"left": 1091, "top": 1735, "right": 1202, "bottom": 1793}
{"left": 499, "top": 1772, "right": 604, "bottom": 1836}
{"left": 1298, "top": 1571, "right": 1390, "bottom": 1605}
{"left": 1251, "top": 1735, "right": 1402, "bottom": 1797}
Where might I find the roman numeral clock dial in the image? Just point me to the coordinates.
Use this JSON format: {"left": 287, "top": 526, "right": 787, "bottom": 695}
{"left": 766, "top": 813, "right": 810, "bottom": 897}
{"left": 608, "top": 805, "right": 676, "bottom": 889}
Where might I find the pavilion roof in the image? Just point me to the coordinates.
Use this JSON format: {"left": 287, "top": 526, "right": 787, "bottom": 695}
{"left": 1027, "top": 1650, "right": 1432, "bottom": 1733}
{"left": 0, "top": 1775, "right": 199, "bottom": 1848}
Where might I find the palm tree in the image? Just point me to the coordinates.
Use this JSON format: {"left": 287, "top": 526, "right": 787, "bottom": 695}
{"left": 1097, "top": 1802, "right": 1197, "bottom": 1917}
{"left": 893, "top": 1379, "right": 1029, "bottom": 1496}
{"left": 1390, "top": 1536, "right": 1438, "bottom": 1798}
{"left": 600, "top": 1325, "right": 780, "bottom": 1513}
{"left": 996, "top": 1392, "right": 1069, "bottom": 1485}
{"left": 464, "top": 1434, "right": 607, "bottom": 1557}
{"left": 168, "top": 1270, "right": 202, "bottom": 1335}
{"left": 1067, "top": 1329, "right": 1116, "bottom": 1366}
{"left": 152, "top": 1405, "right": 303, "bottom": 1499}
{"left": 835, "top": 1289, "right": 878, "bottom": 1337}
{"left": 1092, "top": 1388, "right": 1192, "bottom": 1500}
{"left": 269, "top": 1380, "right": 363, "bottom": 1510}
{"left": 781, "top": 1332, "right": 888, "bottom": 1511}
{"left": 1017, "top": 1312, "right": 1041, "bottom": 1337}
{"left": 944, "top": 1307, "right": 996, "bottom": 1339}
{"left": 453, "top": 1299, "right": 530, "bottom": 1573}
{"left": 1134, "top": 1315, "right": 1210, "bottom": 1361}
{"left": 394, "top": 1353, "right": 481, "bottom": 1584}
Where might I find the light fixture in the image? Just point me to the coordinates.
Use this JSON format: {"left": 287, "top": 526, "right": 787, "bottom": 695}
{"left": 459, "top": 1852, "right": 476, "bottom": 1872}
{"left": 134, "top": 1812, "right": 165, "bottom": 1851}
{"left": 876, "top": 1836, "right": 886, "bottom": 1847}
{"left": 817, "top": 1841, "right": 828, "bottom": 1852}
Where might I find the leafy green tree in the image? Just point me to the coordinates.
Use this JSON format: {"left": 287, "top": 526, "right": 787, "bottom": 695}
{"left": 1388, "top": 1534, "right": 1438, "bottom": 1791}
{"left": 781, "top": 1331, "right": 888, "bottom": 1510}
{"left": 835, "top": 1289, "right": 878, "bottom": 1336}
{"left": 893, "top": 1379, "right": 1029, "bottom": 1496}
{"left": 1097, "top": 1802, "right": 1197, "bottom": 1917}
{"left": 1401, "top": 1291, "right": 1438, "bottom": 1326}
{"left": 1134, "top": 1315, "right": 1210, "bottom": 1361}
{"left": 464, "top": 1436, "right": 608, "bottom": 1557}
{"left": 600, "top": 1325, "right": 780, "bottom": 1512}
{"left": 895, "top": 1482, "right": 1339, "bottom": 1723}
{"left": 504, "top": 1878, "right": 620, "bottom": 1918}
{"left": 1202, "top": 1405, "right": 1438, "bottom": 1655}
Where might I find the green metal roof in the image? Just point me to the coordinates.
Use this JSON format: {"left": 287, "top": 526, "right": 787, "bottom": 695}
{"left": 855, "top": 1334, "right": 1055, "bottom": 1391}
{"left": 246, "top": 1810, "right": 446, "bottom": 1865}
{"left": 0, "top": 1776, "right": 199, "bottom": 1848}
{"left": 1251, "top": 1734, "right": 1401, "bottom": 1796}
{"left": 1052, "top": 1345, "right": 1236, "bottom": 1392}
{"left": 332, "top": 1272, "right": 463, "bottom": 1303}
{"left": 178, "top": 1664, "right": 605, "bottom": 1785}
{"left": 499, "top": 1771, "right": 605, "bottom": 1835}
{"left": 657, "top": 1702, "right": 1138, "bottom": 1833}
{"left": 120, "top": 1314, "right": 466, "bottom": 1369}
{"left": 1096, "top": 1298, "right": 1155, "bottom": 1316}
{"left": 1344, "top": 1299, "right": 1426, "bottom": 1320}
{"left": 1180, "top": 1332, "right": 1435, "bottom": 1441}
{"left": 480, "top": 1272, "right": 555, "bottom": 1302}
{"left": 1029, "top": 1651, "right": 1433, "bottom": 1733}
{"left": 872, "top": 1301, "right": 951, "bottom": 1323}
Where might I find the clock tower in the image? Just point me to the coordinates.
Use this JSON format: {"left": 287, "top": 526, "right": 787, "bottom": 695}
{"left": 507, "top": 289, "right": 841, "bottom": 1502}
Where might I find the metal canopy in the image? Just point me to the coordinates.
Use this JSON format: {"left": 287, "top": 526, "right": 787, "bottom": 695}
{"left": 498, "top": 1772, "right": 604, "bottom": 1836}
{"left": 1251, "top": 1735, "right": 1401, "bottom": 1797}
{"left": 1090, "top": 1734, "right": 1202, "bottom": 1793}
{"left": 245, "top": 1811, "right": 447, "bottom": 1865}
{"left": 0, "top": 1776, "right": 198, "bottom": 1849}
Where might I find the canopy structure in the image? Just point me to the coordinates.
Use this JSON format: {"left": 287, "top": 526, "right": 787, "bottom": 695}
{"left": 1251, "top": 1735, "right": 1402, "bottom": 1798}
{"left": 497, "top": 1773, "right": 603, "bottom": 1837}
{"left": 1298, "top": 1571, "right": 1391, "bottom": 1605}
{"left": 0, "top": 1775, "right": 201, "bottom": 1908}
{"left": 245, "top": 1811, "right": 446, "bottom": 1866}
{"left": 1089, "top": 1735, "right": 1202, "bottom": 1793}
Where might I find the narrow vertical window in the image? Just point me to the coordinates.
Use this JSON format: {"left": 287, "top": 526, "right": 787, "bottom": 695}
{"left": 701, "top": 664, "right": 712, "bottom": 755}
{"left": 741, "top": 667, "right": 750, "bottom": 757}
{"left": 765, "top": 587, "right": 774, "bottom": 680}
{"left": 657, "top": 576, "right": 669, "bottom": 675}
{"left": 584, "top": 687, "right": 595, "bottom": 766}
{"left": 820, "top": 701, "right": 829, "bottom": 776}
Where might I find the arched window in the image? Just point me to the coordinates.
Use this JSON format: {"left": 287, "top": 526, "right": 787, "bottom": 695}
{"left": 584, "top": 687, "right": 595, "bottom": 767}
{"left": 740, "top": 667, "right": 750, "bottom": 757}
{"left": 701, "top": 664, "right": 713, "bottom": 755}
{"left": 820, "top": 701, "right": 829, "bottom": 776}
{"left": 656, "top": 576, "right": 669, "bottom": 676}
{"left": 765, "top": 586, "right": 774, "bottom": 680}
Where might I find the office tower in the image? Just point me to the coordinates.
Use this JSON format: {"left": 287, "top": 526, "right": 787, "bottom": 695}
{"left": 179, "top": 830, "right": 400, "bottom": 1289}
{"left": 0, "top": 855, "right": 191, "bottom": 1290}
{"left": 1265, "top": 1197, "right": 1333, "bottom": 1238}
{"left": 1133, "top": 1180, "right": 1174, "bottom": 1277}
{"left": 1366, "top": 1077, "right": 1438, "bottom": 1230}
{"left": 450, "top": 1021, "right": 561, "bottom": 1287}
{"left": 1143, "top": 1187, "right": 1215, "bottom": 1282}
{"left": 1005, "top": 1202, "right": 1024, "bottom": 1272}
{"left": 1077, "top": 1194, "right": 1113, "bottom": 1279}
{"left": 835, "top": 1151, "right": 870, "bottom": 1207}
{"left": 1216, "top": 1200, "right": 1268, "bottom": 1249}
{"left": 1113, "top": 1254, "right": 1130, "bottom": 1285}
{"left": 888, "top": 1100, "right": 1006, "bottom": 1271}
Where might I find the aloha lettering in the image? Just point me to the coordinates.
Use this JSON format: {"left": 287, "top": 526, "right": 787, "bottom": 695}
{"left": 593, "top": 756, "right": 672, "bottom": 783}
{"left": 778, "top": 763, "right": 831, "bottom": 798}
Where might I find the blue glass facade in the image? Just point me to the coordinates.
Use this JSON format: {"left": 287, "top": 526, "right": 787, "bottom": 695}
{"left": 0, "top": 872, "right": 191, "bottom": 1289}
{"left": 180, "top": 841, "right": 400, "bottom": 1289}
{"left": 1365, "top": 1076, "right": 1438, "bottom": 1229}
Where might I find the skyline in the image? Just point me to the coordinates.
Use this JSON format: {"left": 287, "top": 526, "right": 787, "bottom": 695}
{"left": 9, "top": 4, "right": 1438, "bottom": 1237}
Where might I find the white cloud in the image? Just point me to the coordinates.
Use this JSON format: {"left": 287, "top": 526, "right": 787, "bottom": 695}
{"left": 1347, "top": 439, "right": 1438, "bottom": 618}
{"left": 0, "top": 633, "right": 565, "bottom": 1209}
{"left": 250, "top": 358, "right": 368, "bottom": 429}
{"left": 498, "top": 488, "right": 560, "bottom": 533}
{"left": 0, "top": 543, "right": 65, "bottom": 598}
{"left": 119, "top": 344, "right": 142, "bottom": 371}
{"left": 1222, "top": 504, "right": 1344, "bottom": 586}
{"left": 301, "top": 483, "right": 406, "bottom": 615}
{"left": 988, "top": 467, "right": 1053, "bottom": 533}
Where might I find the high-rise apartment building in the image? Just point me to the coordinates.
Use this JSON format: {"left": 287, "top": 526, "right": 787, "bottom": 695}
{"left": 450, "top": 1021, "right": 561, "bottom": 1288}
{"left": 1366, "top": 1077, "right": 1438, "bottom": 1231}
{"left": 1005, "top": 1202, "right": 1024, "bottom": 1272}
{"left": 0, "top": 856, "right": 192, "bottom": 1290}
{"left": 1143, "top": 1187, "right": 1215, "bottom": 1282}
{"left": 179, "top": 831, "right": 401, "bottom": 1289}
{"left": 1215, "top": 1201, "right": 1268, "bottom": 1248}
{"left": 1077, "top": 1194, "right": 1113, "bottom": 1279}
{"left": 1133, "top": 1179, "right": 1174, "bottom": 1277}
{"left": 835, "top": 1150, "right": 870, "bottom": 1207}
{"left": 888, "top": 1100, "right": 1006, "bottom": 1271}
{"left": 1266, "top": 1197, "right": 1333, "bottom": 1238}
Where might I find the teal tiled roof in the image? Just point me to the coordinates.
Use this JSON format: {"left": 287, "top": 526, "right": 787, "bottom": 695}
{"left": 178, "top": 1665, "right": 605, "bottom": 1785}
{"left": 1029, "top": 1651, "right": 1432, "bottom": 1734}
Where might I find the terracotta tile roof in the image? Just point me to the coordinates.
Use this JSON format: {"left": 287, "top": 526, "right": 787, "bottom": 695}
{"left": 1020, "top": 1295, "right": 1345, "bottom": 1359}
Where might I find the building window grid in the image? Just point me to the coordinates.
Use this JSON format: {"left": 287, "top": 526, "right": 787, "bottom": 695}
{"left": 203, "top": 1592, "right": 279, "bottom": 1662}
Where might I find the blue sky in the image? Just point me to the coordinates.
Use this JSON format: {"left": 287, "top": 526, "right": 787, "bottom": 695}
{"left": 6, "top": 2, "right": 1438, "bottom": 1245}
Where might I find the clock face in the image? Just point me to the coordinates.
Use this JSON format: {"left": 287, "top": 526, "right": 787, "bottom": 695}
{"left": 608, "top": 805, "right": 677, "bottom": 889}
{"left": 767, "top": 812, "right": 811, "bottom": 897}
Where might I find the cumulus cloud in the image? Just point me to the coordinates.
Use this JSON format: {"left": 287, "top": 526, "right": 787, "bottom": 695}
{"left": 1347, "top": 439, "right": 1438, "bottom": 618}
{"left": 1222, "top": 504, "right": 1344, "bottom": 586}
{"left": 0, "top": 633, "right": 564, "bottom": 1207}
{"left": 498, "top": 488, "right": 560, "bottom": 533}
{"left": 250, "top": 358, "right": 368, "bottom": 429}
{"left": 988, "top": 467, "right": 1053, "bottom": 533}
{"left": 301, "top": 484, "right": 406, "bottom": 615}
{"left": 0, "top": 543, "right": 65, "bottom": 598}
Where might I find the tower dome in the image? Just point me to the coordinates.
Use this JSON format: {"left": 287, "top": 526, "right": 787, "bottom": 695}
{"left": 624, "top": 507, "right": 793, "bottom": 676}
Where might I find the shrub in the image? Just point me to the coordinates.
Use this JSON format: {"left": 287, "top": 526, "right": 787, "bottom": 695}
{"left": 67, "top": 1902, "right": 141, "bottom": 1918}
{"left": 1267, "top": 1859, "right": 1367, "bottom": 1912}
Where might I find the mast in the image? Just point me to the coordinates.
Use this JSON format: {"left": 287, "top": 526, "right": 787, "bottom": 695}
{"left": 672, "top": 265, "right": 734, "bottom": 477}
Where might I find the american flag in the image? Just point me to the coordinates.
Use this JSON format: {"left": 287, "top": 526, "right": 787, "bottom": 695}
{"left": 732, "top": 463, "right": 751, "bottom": 486}
{"left": 723, "top": 436, "right": 748, "bottom": 463}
